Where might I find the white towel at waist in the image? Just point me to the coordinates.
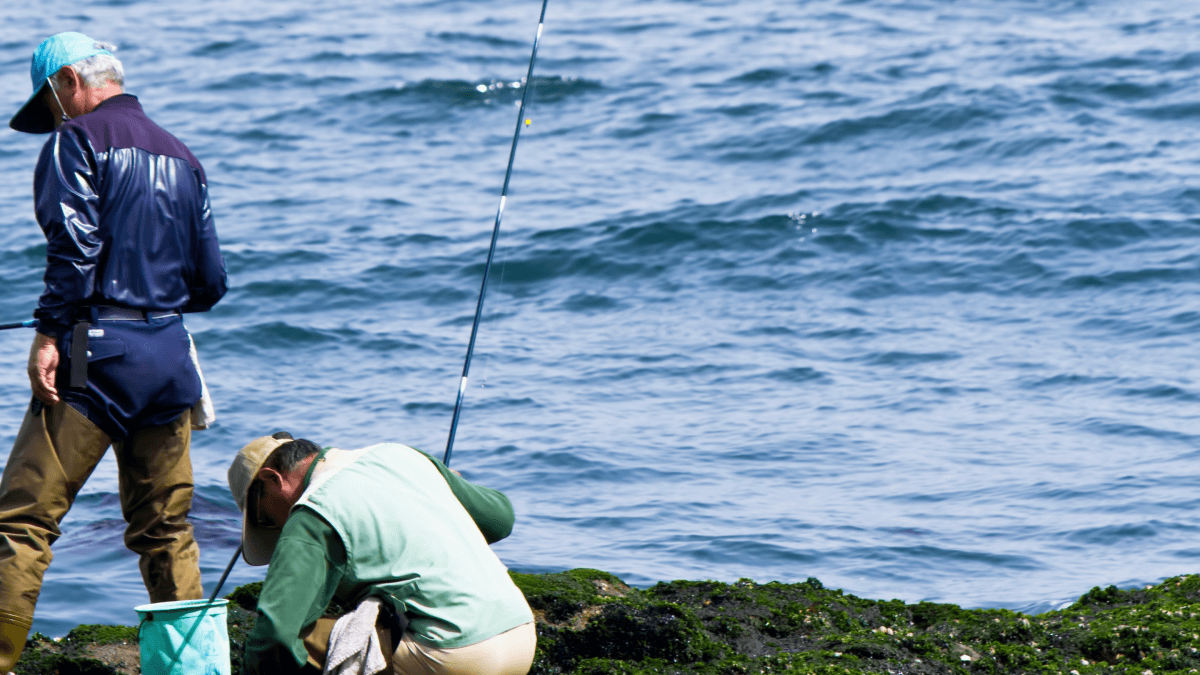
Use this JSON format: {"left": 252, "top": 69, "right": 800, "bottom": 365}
{"left": 324, "top": 596, "right": 389, "bottom": 675}
{"left": 187, "top": 333, "right": 216, "bottom": 430}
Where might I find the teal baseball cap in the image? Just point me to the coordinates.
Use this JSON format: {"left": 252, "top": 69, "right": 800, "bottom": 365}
{"left": 10, "top": 32, "right": 114, "bottom": 134}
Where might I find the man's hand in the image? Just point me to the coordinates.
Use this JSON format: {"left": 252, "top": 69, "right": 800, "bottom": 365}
{"left": 27, "top": 333, "right": 60, "bottom": 404}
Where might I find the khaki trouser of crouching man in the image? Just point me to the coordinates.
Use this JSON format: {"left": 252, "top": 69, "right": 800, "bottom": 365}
{"left": 0, "top": 400, "right": 202, "bottom": 670}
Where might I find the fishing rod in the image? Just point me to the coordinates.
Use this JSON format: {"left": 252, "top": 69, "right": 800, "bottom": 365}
{"left": 208, "top": 1, "right": 552, "bottom": 603}
{"left": 209, "top": 544, "right": 242, "bottom": 602}
{"left": 444, "top": 0, "right": 550, "bottom": 466}
{"left": 0, "top": 320, "right": 36, "bottom": 331}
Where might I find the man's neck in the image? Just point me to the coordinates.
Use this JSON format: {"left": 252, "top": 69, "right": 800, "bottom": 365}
{"left": 82, "top": 84, "right": 124, "bottom": 114}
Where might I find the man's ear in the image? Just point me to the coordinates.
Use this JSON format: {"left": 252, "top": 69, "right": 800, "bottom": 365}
{"left": 257, "top": 466, "right": 283, "bottom": 488}
{"left": 54, "top": 66, "right": 80, "bottom": 94}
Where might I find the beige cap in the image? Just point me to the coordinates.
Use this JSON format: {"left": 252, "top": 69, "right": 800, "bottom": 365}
{"left": 227, "top": 435, "right": 289, "bottom": 566}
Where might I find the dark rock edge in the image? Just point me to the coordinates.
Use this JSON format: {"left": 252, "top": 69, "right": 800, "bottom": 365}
{"left": 17, "top": 570, "right": 1200, "bottom": 674}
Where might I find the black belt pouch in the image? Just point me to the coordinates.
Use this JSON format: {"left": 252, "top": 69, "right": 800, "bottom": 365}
{"left": 69, "top": 321, "right": 90, "bottom": 388}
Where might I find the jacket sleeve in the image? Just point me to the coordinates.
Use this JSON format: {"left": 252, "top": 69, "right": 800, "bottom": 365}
{"left": 245, "top": 508, "right": 346, "bottom": 675}
{"left": 181, "top": 172, "right": 227, "bottom": 313}
{"left": 32, "top": 127, "right": 103, "bottom": 338}
{"left": 418, "top": 450, "right": 515, "bottom": 543}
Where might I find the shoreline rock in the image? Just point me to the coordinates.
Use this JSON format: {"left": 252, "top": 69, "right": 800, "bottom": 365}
{"left": 16, "top": 570, "right": 1200, "bottom": 674}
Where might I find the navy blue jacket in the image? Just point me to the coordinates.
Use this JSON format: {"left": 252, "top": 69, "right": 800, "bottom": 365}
{"left": 32, "top": 94, "right": 227, "bottom": 338}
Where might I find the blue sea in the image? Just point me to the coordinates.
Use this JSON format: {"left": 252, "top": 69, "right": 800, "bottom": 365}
{"left": 2, "top": 0, "right": 1200, "bottom": 637}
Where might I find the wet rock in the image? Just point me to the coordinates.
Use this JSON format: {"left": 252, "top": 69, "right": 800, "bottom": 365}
{"left": 22, "top": 571, "right": 1200, "bottom": 674}
{"left": 15, "top": 625, "right": 139, "bottom": 675}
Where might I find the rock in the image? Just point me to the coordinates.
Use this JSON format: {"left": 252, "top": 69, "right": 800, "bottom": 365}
{"left": 20, "top": 571, "right": 1200, "bottom": 674}
{"left": 15, "top": 624, "right": 139, "bottom": 675}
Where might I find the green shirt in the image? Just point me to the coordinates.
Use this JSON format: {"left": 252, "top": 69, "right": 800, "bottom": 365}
{"left": 245, "top": 445, "right": 531, "bottom": 675}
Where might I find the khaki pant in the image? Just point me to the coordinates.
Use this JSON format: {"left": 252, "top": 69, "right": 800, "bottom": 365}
{"left": 303, "top": 619, "right": 536, "bottom": 675}
{"left": 392, "top": 622, "right": 536, "bottom": 675}
{"left": 0, "top": 400, "right": 202, "bottom": 667}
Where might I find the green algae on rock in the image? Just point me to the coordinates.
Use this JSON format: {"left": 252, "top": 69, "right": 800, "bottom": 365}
{"left": 20, "top": 571, "right": 1200, "bottom": 674}
{"left": 514, "top": 571, "right": 1200, "bottom": 675}
{"left": 15, "top": 624, "right": 140, "bottom": 675}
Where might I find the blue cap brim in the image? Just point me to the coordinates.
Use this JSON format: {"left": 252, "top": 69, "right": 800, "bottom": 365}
{"left": 10, "top": 83, "right": 54, "bottom": 134}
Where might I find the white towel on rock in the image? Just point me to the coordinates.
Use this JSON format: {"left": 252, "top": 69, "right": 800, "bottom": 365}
{"left": 324, "top": 596, "right": 389, "bottom": 675}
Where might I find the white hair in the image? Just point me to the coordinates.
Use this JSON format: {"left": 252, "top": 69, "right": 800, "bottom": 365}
{"left": 51, "top": 41, "right": 124, "bottom": 90}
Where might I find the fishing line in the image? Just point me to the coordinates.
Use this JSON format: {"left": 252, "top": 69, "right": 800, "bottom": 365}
{"left": 443, "top": 0, "right": 550, "bottom": 466}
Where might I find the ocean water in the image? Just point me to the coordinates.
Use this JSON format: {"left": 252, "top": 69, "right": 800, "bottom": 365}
{"left": 1, "top": 0, "right": 1200, "bottom": 636}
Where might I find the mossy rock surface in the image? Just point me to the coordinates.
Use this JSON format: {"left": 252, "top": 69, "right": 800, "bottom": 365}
{"left": 21, "top": 571, "right": 1200, "bottom": 674}
{"left": 15, "top": 626, "right": 140, "bottom": 675}
{"left": 523, "top": 572, "right": 1200, "bottom": 675}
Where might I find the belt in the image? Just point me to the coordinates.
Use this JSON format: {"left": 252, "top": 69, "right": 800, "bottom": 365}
{"left": 68, "top": 307, "right": 181, "bottom": 389}
{"left": 93, "top": 307, "right": 180, "bottom": 321}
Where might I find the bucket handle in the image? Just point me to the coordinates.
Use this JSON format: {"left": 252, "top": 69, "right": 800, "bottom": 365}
{"left": 137, "top": 612, "right": 152, "bottom": 642}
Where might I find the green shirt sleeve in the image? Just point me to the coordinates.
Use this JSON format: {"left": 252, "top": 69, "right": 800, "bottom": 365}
{"left": 417, "top": 450, "right": 515, "bottom": 543}
{"left": 245, "top": 507, "right": 346, "bottom": 675}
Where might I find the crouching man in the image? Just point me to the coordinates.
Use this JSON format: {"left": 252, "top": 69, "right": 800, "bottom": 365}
{"left": 227, "top": 434, "right": 536, "bottom": 675}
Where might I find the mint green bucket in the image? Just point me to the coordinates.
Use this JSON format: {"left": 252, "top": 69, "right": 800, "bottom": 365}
{"left": 135, "top": 599, "right": 230, "bottom": 675}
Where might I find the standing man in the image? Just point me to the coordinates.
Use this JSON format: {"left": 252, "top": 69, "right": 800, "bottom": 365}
{"left": 0, "top": 32, "right": 227, "bottom": 670}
